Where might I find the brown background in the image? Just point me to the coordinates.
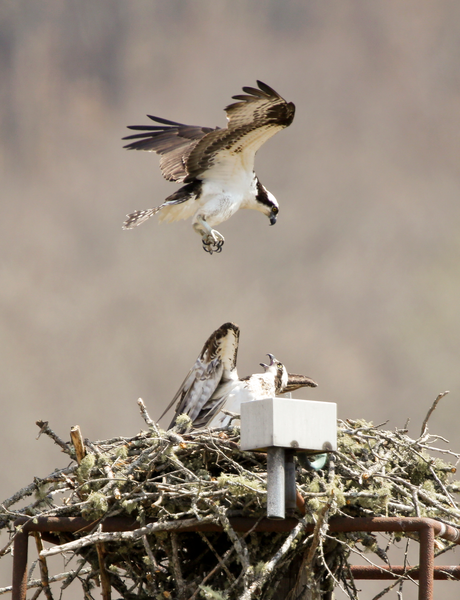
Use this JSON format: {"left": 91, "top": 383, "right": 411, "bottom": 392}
{"left": 1, "top": 2, "right": 460, "bottom": 597}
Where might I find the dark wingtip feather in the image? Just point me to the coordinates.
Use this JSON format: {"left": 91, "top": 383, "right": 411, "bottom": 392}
{"left": 241, "top": 86, "right": 266, "bottom": 98}
{"left": 125, "top": 125, "right": 167, "bottom": 132}
{"left": 123, "top": 141, "right": 141, "bottom": 149}
{"left": 230, "top": 81, "right": 284, "bottom": 106}
{"left": 256, "top": 80, "right": 281, "bottom": 97}
{"left": 147, "top": 115, "right": 184, "bottom": 126}
{"left": 122, "top": 130, "right": 164, "bottom": 141}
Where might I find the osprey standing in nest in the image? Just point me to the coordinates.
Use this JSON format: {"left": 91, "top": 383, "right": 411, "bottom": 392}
{"left": 159, "top": 322, "right": 317, "bottom": 430}
{"left": 122, "top": 81, "right": 295, "bottom": 254}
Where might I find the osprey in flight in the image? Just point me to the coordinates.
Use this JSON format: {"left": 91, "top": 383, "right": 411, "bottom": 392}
{"left": 159, "top": 322, "right": 317, "bottom": 430}
{"left": 122, "top": 81, "right": 295, "bottom": 254}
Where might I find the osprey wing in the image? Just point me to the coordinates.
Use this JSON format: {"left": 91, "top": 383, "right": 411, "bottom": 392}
{"left": 185, "top": 81, "right": 295, "bottom": 182}
{"left": 163, "top": 356, "right": 224, "bottom": 428}
{"left": 191, "top": 379, "right": 242, "bottom": 430}
{"left": 159, "top": 323, "right": 240, "bottom": 428}
{"left": 123, "top": 116, "right": 217, "bottom": 183}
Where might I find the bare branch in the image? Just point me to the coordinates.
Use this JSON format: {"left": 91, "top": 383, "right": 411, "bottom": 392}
{"left": 35, "top": 421, "right": 72, "bottom": 455}
{"left": 420, "top": 391, "right": 450, "bottom": 438}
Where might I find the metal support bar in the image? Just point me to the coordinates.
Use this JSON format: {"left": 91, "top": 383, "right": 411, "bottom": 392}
{"left": 348, "top": 565, "right": 460, "bottom": 580}
{"left": 267, "top": 447, "right": 286, "bottom": 519}
{"left": 12, "top": 515, "right": 460, "bottom": 540}
{"left": 12, "top": 531, "right": 28, "bottom": 600}
{"left": 285, "top": 449, "right": 296, "bottom": 515}
{"left": 11, "top": 515, "right": 460, "bottom": 600}
{"left": 419, "top": 522, "right": 434, "bottom": 600}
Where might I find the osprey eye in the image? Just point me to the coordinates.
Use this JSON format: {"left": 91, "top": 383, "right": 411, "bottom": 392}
{"left": 272, "top": 206, "right": 278, "bottom": 214}
{"left": 277, "top": 363, "right": 283, "bottom": 371}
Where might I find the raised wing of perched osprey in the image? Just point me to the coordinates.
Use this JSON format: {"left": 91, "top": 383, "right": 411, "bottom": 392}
{"left": 122, "top": 81, "right": 295, "bottom": 254}
{"left": 159, "top": 322, "right": 317, "bottom": 430}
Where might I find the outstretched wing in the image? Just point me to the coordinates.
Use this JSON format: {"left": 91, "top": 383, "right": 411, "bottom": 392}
{"left": 185, "top": 80, "right": 295, "bottom": 182}
{"left": 122, "top": 81, "right": 295, "bottom": 184}
{"left": 159, "top": 322, "right": 240, "bottom": 428}
{"left": 123, "top": 116, "right": 217, "bottom": 183}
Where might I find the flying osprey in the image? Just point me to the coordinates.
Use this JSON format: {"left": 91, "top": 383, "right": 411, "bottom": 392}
{"left": 159, "top": 322, "right": 317, "bottom": 430}
{"left": 122, "top": 81, "right": 295, "bottom": 254}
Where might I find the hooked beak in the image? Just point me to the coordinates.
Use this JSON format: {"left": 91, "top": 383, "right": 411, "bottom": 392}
{"left": 269, "top": 213, "right": 277, "bottom": 226}
{"left": 260, "top": 353, "right": 275, "bottom": 370}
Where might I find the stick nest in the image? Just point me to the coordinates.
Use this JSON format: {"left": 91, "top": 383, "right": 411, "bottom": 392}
{"left": 1, "top": 398, "right": 460, "bottom": 599}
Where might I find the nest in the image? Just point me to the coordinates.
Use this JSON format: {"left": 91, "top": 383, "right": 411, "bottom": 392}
{"left": 1, "top": 395, "right": 460, "bottom": 599}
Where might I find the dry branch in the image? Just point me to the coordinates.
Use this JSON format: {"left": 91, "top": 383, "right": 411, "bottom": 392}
{"left": 70, "top": 425, "right": 86, "bottom": 464}
{"left": 35, "top": 420, "right": 72, "bottom": 455}
{"left": 420, "top": 391, "right": 449, "bottom": 437}
{"left": 96, "top": 542, "right": 112, "bottom": 600}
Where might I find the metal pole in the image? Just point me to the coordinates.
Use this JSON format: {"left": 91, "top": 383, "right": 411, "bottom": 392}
{"left": 12, "top": 530, "right": 28, "bottom": 600}
{"left": 267, "top": 447, "right": 285, "bottom": 519}
{"left": 348, "top": 565, "right": 460, "bottom": 580}
{"left": 285, "top": 449, "right": 296, "bottom": 516}
{"left": 419, "top": 522, "right": 434, "bottom": 600}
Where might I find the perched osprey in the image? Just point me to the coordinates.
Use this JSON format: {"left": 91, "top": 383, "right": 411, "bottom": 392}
{"left": 159, "top": 322, "right": 317, "bottom": 430}
{"left": 122, "top": 81, "right": 295, "bottom": 254}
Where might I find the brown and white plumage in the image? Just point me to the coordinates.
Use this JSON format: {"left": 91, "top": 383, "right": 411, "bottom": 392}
{"left": 122, "top": 81, "right": 295, "bottom": 254}
{"left": 159, "top": 323, "right": 318, "bottom": 430}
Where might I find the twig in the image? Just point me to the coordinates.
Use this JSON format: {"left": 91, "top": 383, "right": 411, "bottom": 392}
{"left": 96, "top": 543, "right": 112, "bottom": 600}
{"left": 33, "top": 533, "right": 54, "bottom": 600}
{"left": 142, "top": 534, "right": 167, "bottom": 574}
{"left": 0, "top": 568, "right": 92, "bottom": 595}
{"left": 203, "top": 499, "right": 250, "bottom": 577}
{"left": 238, "top": 518, "right": 308, "bottom": 600}
{"left": 86, "top": 441, "right": 122, "bottom": 500}
{"left": 420, "top": 391, "right": 449, "bottom": 438}
{"left": 304, "top": 494, "right": 333, "bottom": 569}
{"left": 220, "top": 409, "right": 241, "bottom": 423}
{"left": 170, "top": 533, "right": 186, "bottom": 599}
{"left": 36, "top": 421, "right": 72, "bottom": 455}
{"left": 30, "top": 587, "right": 42, "bottom": 600}
{"left": 187, "top": 517, "right": 265, "bottom": 600}
{"left": 40, "top": 516, "right": 217, "bottom": 557}
{"left": 137, "top": 398, "right": 160, "bottom": 435}
{"left": 1, "top": 467, "right": 75, "bottom": 511}
{"left": 198, "top": 533, "right": 236, "bottom": 582}
{"left": 412, "top": 489, "right": 421, "bottom": 517}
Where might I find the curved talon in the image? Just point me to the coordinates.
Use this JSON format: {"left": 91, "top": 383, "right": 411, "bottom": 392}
{"left": 202, "top": 234, "right": 224, "bottom": 255}
{"left": 202, "top": 239, "right": 214, "bottom": 254}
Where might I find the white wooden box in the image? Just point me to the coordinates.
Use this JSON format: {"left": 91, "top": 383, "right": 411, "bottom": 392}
{"left": 240, "top": 397, "right": 337, "bottom": 452}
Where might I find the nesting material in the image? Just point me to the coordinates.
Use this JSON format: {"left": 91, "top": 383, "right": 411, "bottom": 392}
{"left": 1, "top": 395, "right": 460, "bottom": 599}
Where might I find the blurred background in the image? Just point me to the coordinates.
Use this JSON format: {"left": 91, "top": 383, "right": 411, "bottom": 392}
{"left": 1, "top": 1, "right": 460, "bottom": 597}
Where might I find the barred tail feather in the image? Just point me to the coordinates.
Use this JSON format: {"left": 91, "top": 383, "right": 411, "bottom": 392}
{"left": 122, "top": 206, "right": 162, "bottom": 229}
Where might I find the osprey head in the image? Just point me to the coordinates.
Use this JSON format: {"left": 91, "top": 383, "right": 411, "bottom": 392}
{"left": 260, "top": 353, "right": 288, "bottom": 392}
{"left": 260, "top": 354, "right": 318, "bottom": 395}
{"left": 255, "top": 181, "right": 279, "bottom": 226}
